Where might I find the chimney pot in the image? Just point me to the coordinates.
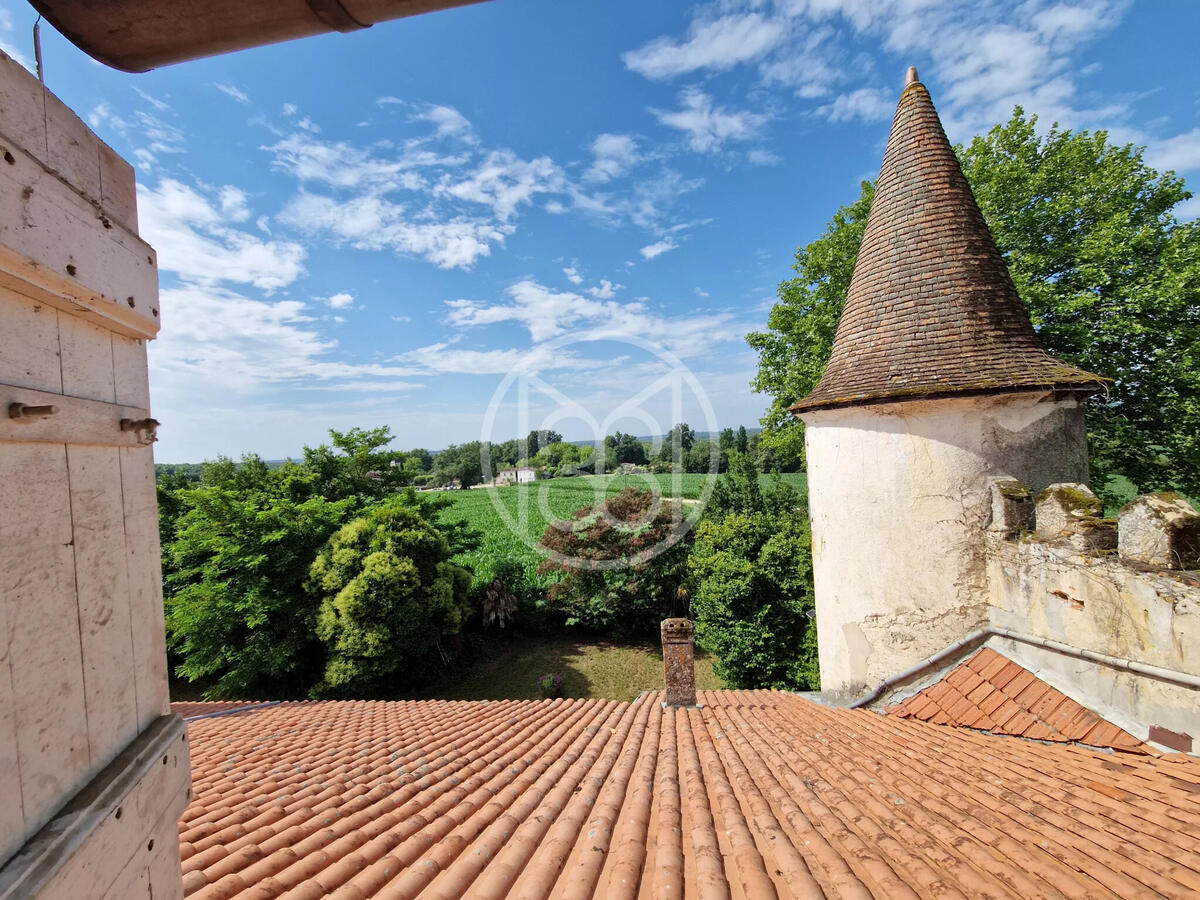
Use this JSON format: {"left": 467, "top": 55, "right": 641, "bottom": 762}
{"left": 661, "top": 618, "right": 697, "bottom": 707}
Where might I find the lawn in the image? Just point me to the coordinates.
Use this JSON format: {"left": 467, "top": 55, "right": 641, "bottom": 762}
{"left": 428, "top": 633, "right": 725, "bottom": 702}
{"left": 442, "top": 472, "right": 807, "bottom": 585}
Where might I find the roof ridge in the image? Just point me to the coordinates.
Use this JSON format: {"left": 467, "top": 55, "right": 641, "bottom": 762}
{"left": 792, "top": 70, "right": 1104, "bottom": 413}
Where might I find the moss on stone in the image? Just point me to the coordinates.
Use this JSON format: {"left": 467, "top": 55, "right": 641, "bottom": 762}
{"left": 1036, "top": 484, "right": 1103, "bottom": 516}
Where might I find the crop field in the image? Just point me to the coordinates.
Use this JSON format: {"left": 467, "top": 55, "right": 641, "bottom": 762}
{"left": 439, "top": 472, "right": 807, "bottom": 584}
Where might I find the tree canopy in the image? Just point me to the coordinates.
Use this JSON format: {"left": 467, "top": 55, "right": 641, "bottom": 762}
{"left": 749, "top": 109, "right": 1200, "bottom": 499}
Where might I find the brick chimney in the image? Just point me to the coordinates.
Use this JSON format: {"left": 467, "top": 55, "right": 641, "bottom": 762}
{"left": 661, "top": 618, "right": 696, "bottom": 706}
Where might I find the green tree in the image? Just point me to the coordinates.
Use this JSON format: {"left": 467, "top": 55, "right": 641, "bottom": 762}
{"left": 434, "top": 441, "right": 484, "bottom": 488}
{"left": 310, "top": 492, "right": 473, "bottom": 697}
{"left": 750, "top": 109, "right": 1200, "bottom": 497}
{"left": 735, "top": 425, "right": 749, "bottom": 454}
{"left": 164, "top": 458, "right": 354, "bottom": 698}
{"left": 302, "top": 426, "right": 410, "bottom": 503}
{"left": 538, "top": 488, "right": 691, "bottom": 636}
{"left": 688, "top": 511, "right": 818, "bottom": 690}
{"left": 704, "top": 451, "right": 799, "bottom": 522}
{"left": 658, "top": 422, "right": 696, "bottom": 464}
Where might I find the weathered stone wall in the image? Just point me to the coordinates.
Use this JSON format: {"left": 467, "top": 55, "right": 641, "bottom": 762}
{"left": 800, "top": 390, "right": 1089, "bottom": 694}
{"left": 0, "top": 49, "right": 188, "bottom": 898}
{"left": 985, "top": 483, "right": 1200, "bottom": 751}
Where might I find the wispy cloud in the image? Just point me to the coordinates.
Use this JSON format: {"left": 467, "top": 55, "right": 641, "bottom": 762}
{"left": 139, "top": 179, "right": 306, "bottom": 290}
{"left": 650, "top": 88, "right": 769, "bottom": 153}
{"left": 819, "top": 87, "right": 895, "bottom": 123}
{"left": 624, "top": 12, "right": 785, "bottom": 79}
{"left": 640, "top": 238, "right": 678, "bottom": 259}
{"left": 213, "top": 82, "right": 251, "bottom": 104}
{"left": 584, "top": 133, "right": 640, "bottom": 183}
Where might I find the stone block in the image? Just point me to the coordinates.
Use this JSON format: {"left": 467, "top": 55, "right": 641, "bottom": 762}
{"left": 1062, "top": 515, "right": 1118, "bottom": 553}
{"left": 1035, "top": 483, "right": 1102, "bottom": 541}
{"left": 1118, "top": 492, "right": 1200, "bottom": 570}
{"left": 986, "top": 477, "right": 1034, "bottom": 537}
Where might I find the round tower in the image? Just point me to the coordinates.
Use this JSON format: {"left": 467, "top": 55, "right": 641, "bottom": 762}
{"left": 791, "top": 68, "right": 1105, "bottom": 695}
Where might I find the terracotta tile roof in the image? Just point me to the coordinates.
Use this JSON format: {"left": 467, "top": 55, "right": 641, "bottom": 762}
{"left": 179, "top": 690, "right": 1200, "bottom": 899}
{"left": 791, "top": 73, "right": 1104, "bottom": 413}
{"left": 887, "top": 648, "right": 1149, "bottom": 752}
{"left": 172, "top": 701, "right": 280, "bottom": 720}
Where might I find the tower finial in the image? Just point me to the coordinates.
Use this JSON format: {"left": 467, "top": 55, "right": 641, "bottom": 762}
{"left": 905, "top": 66, "right": 919, "bottom": 86}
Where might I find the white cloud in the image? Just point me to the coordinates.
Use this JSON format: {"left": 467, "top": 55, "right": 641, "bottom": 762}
{"left": 327, "top": 292, "right": 355, "bottom": 309}
{"left": 640, "top": 238, "right": 678, "bottom": 259}
{"left": 587, "top": 280, "right": 622, "bottom": 300}
{"left": 747, "top": 149, "right": 780, "bottom": 165}
{"left": 282, "top": 102, "right": 298, "bottom": 116}
{"left": 392, "top": 342, "right": 579, "bottom": 375}
{"left": 266, "top": 132, "right": 459, "bottom": 192}
{"left": 436, "top": 149, "right": 564, "bottom": 221}
{"left": 563, "top": 266, "right": 583, "bottom": 284}
{"left": 415, "top": 104, "right": 476, "bottom": 141}
{"left": 213, "top": 83, "right": 250, "bottom": 104}
{"left": 585, "top": 133, "right": 640, "bottom": 183}
{"left": 628, "top": 0, "right": 1132, "bottom": 141}
{"left": 150, "top": 284, "right": 420, "bottom": 397}
{"left": 650, "top": 88, "right": 769, "bottom": 153}
{"left": 819, "top": 86, "right": 895, "bottom": 123}
{"left": 0, "top": 9, "right": 33, "bottom": 70}
{"left": 1148, "top": 128, "right": 1200, "bottom": 174}
{"left": 88, "top": 102, "right": 186, "bottom": 168}
{"left": 139, "top": 179, "right": 306, "bottom": 290}
{"left": 623, "top": 12, "right": 785, "bottom": 79}
{"left": 442, "top": 279, "right": 745, "bottom": 360}
{"left": 279, "top": 191, "right": 505, "bottom": 269}
{"left": 219, "top": 186, "right": 251, "bottom": 222}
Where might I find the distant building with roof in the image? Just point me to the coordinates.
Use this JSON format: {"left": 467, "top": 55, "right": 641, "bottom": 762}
{"left": 495, "top": 466, "right": 538, "bottom": 485}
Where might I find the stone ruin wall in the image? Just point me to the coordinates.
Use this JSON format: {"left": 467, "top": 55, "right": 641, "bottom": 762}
{"left": 982, "top": 479, "right": 1200, "bottom": 751}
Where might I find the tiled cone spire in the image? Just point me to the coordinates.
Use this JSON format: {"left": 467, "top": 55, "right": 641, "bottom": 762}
{"left": 791, "top": 68, "right": 1104, "bottom": 412}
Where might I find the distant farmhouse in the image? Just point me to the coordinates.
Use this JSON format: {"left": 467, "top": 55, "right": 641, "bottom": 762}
{"left": 495, "top": 466, "right": 538, "bottom": 485}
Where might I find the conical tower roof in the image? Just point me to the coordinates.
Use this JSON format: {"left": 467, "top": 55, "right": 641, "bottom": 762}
{"left": 791, "top": 68, "right": 1104, "bottom": 413}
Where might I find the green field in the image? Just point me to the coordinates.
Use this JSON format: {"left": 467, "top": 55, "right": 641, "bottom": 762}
{"left": 440, "top": 473, "right": 807, "bottom": 584}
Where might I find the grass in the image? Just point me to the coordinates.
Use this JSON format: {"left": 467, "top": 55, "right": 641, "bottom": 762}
{"left": 442, "top": 472, "right": 807, "bottom": 585}
{"left": 428, "top": 633, "right": 725, "bottom": 702}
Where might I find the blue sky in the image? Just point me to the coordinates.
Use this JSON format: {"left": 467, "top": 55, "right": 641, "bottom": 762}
{"left": 2, "top": 0, "right": 1198, "bottom": 461}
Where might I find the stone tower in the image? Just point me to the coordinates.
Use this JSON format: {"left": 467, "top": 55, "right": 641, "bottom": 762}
{"left": 791, "top": 68, "right": 1105, "bottom": 695}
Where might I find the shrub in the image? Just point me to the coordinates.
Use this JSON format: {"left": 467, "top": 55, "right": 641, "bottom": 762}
{"left": 309, "top": 495, "right": 473, "bottom": 697}
{"left": 538, "top": 673, "right": 564, "bottom": 698}
{"left": 688, "top": 509, "right": 818, "bottom": 690}
{"left": 537, "top": 487, "right": 691, "bottom": 637}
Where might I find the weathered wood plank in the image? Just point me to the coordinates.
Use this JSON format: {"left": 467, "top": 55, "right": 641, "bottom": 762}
{"left": 58, "top": 314, "right": 115, "bottom": 403}
{"left": 0, "top": 383, "right": 152, "bottom": 448}
{"left": 0, "top": 553, "right": 24, "bottom": 866}
{"left": 67, "top": 445, "right": 139, "bottom": 771}
{"left": 0, "top": 715, "right": 188, "bottom": 900}
{"left": 0, "top": 129, "right": 158, "bottom": 340}
{"left": 110, "top": 335, "right": 150, "bottom": 409}
{"left": 0, "top": 443, "right": 91, "bottom": 849}
{"left": 0, "top": 291, "right": 62, "bottom": 393}
{"left": 120, "top": 447, "right": 169, "bottom": 729}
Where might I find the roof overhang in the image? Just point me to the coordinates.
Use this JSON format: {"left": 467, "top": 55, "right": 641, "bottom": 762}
{"left": 27, "top": 0, "right": 490, "bottom": 72}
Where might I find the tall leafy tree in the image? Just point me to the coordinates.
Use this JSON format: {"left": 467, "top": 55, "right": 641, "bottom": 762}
{"left": 750, "top": 110, "right": 1199, "bottom": 498}
{"left": 164, "top": 458, "right": 353, "bottom": 697}
{"left": 302, "top": 426, "right": 411, "bottom": 502}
